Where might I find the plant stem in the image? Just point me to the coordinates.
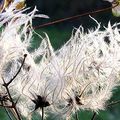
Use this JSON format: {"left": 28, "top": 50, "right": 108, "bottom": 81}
{"left": 91, "top": 112, "right": 96, "bottom": 120}
{"left": 41, "top": 107, "right": 44, "bottom": 120}
{"left": 33, "top": 3, "right": 118, "bottom": 29}
{"left": 6, "top": 54, "right": 27, "bottom": 86}
{"left": 2, "top": 54, "right": 27, "bottom": 120}
{"left": 75, "top": 111, "right": 79, "bottom": 120}
{"left": 107, "top": 99, "right": 120, "bottom": 107}
{"left": 3, "top": 79, "right": 21, "bottom": 120}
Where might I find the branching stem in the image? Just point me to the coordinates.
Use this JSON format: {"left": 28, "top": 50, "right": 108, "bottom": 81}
{"left": 1, "top": 54, "right": 27, "bottom": 120}
{"left": 33, "top": 3, "right": 119, "bottom": 29}
{"left": 5, "top": 54, "right": 27, "bottom": 86}
{"left": 75, "top": 111, "right": 79, "bottom": 120}
{"left": 90, "top": 99, "right": 120, "bottom": 120}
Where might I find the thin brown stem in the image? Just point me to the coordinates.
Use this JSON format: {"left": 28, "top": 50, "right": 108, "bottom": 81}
{"left": 1, "top": 101, "right": 13, "bottom": 120}
{"left": 0, "top": 104, "right": 12, "bottom": 108}
{"left": 90, "top": 99, "right": 120, "bottom": 120}
{"left": 1, "top": 54, "right": 27, "bottom": 120}
{"left": 75, "top": 111, "right": 79, "bottom": 120}
{"left": 33, "top": 3, "right": 119, "bottom": 29}
{"left": 91, "top": 112, "right": 96, "bottom": 120}
{"left": 107, "top": 99, "right": 120, "bottom": 107}
{"left": 41, "top": 107, "right": 44, "bottom": 120}
{"left": 4, "top": 54, "right": 27, "bottom": 86}
{"left": 3, "top": 78, "right": 21, "bottom": 120}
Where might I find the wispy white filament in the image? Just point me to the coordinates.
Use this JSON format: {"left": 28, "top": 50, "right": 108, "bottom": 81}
{"left": 0, "top": 3, "right": 120, "bottom": 119}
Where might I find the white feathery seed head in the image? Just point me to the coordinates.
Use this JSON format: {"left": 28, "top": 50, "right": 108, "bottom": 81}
{"left": 0, "top": 3, "right": 120, "bottom": 119}
{"left": 53, "top": 21, "right": 120, "bottom": 115}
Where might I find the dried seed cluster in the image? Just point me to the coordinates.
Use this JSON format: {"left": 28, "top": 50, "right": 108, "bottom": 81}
{"left": 0, "top": 2, "right": 120, "bottom": 120}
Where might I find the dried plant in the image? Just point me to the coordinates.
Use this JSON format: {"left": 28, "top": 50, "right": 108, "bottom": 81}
{"left": 0, "top": 1, "right": 120, "bottom": 120}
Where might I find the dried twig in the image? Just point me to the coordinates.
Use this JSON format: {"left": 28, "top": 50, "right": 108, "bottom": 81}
{"left": 33, "top": 3, "right": 118, "bottom": 29}
{"left": 1, "top": 54, "right": 27, "bottom": 120}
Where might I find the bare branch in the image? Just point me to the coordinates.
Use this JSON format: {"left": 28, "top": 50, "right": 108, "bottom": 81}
{"left": 33, "top": 3, "right": 118, "bottom": 29}
{"left": 4, "top": 54, "right": 27, "bottom": 86}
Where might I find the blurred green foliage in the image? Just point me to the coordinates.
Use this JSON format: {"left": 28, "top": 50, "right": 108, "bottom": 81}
{"left": 32, "top": 27, "right": 71, "bottom": 50}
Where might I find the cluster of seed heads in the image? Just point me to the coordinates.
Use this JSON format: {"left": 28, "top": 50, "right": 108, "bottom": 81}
{"left": 0, "top": 2, "right": 120, "bottom": 120}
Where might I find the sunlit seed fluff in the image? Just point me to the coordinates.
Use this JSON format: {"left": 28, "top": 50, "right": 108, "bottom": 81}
{"left": 0, "top": 3, "right": 49, "bottom": 117}
{"left": 1, "top": 3, "right": 120, "bottom": 120}
{"left": 50, "top": 22, "right": 120, "bottom": 116}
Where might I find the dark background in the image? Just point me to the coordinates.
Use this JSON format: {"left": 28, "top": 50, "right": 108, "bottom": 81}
{"left": 25, "top": 0, "right": 120, "bottom": 51}
{"left": 26, "top": 0, "right": 120, "bottom": 29}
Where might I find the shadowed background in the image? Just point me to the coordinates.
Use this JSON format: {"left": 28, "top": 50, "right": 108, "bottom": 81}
{"left": 25, "top": 0, "right": 120, "bottom": 50}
